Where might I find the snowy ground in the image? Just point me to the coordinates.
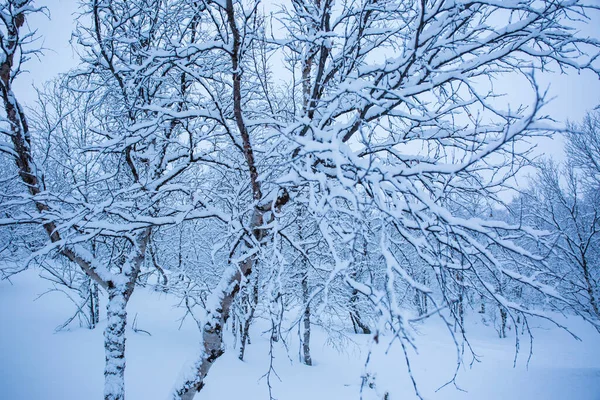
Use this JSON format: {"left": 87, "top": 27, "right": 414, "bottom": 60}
{"left": 1, "top": 269, "right": 599, "bottom": 400}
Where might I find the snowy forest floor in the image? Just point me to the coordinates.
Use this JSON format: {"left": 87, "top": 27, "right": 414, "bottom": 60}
{"left": 1, "top": 268, "right": 600, "bottom": 400}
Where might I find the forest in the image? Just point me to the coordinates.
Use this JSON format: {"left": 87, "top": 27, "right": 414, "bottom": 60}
{"left": 0, "top": 1, "right": 599, "bottom": 399}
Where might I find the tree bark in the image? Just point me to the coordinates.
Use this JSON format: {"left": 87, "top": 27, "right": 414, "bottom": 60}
{"left": 349, "top": 273, "right": 371, "bottom": 334}
{"left": 90, "top": 281, "right": 100, "bottom": 329}
{"left": 581, "top": 257, "right": 600, "bottom": 320}
{"left": 239, "top": 274, "right": 258, "bottom": 361}
{"left": 301, "top": 274, "right": 312, "bottom": 365}
{"left": 104, "top": 289, "right": 127, "bottom": 400}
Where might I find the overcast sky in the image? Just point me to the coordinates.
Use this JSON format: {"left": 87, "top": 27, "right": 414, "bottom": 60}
{"left": 13, "top": 1, "right": 600, "bottom": 178}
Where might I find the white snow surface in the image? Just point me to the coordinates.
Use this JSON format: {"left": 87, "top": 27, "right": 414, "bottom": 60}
{"left": 1, "top": 269, "right": 599, "bottom": 400}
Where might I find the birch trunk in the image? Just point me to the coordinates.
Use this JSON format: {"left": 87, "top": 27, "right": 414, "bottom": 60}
{"left": 301, "top": 274, "right": 312, "bottom": 365}
{"left": 239, "top": 276, "right": 258, "bottom": 361}
{"left": 173, "top": 246, "right": 257, "bottom": 400}
{"left": 104, "top": 289, "right": 128, "bottom": 400}
{"left": 90, "top": 281, "right": 100, "bottom": 329}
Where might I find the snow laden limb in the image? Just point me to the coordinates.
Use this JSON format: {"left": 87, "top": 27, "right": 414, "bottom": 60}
{"left": 0, "top": 1, "right": 112, "bottom": 291}
{"left": 274, "top": 0, "right": 600, "bottom": 396}
{"left": 278, "top": 0, "right": 600, "bottom": 316}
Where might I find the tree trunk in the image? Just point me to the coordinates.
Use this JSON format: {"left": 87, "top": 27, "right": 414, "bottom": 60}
{"left": 349, "top": 287, "right": 371, "bottom": 335}
{"left": 90, "top": 281, "right": 100, "bottom": 329}
{"left": 173, "top": 254, "right": 253, "bottom": 400}
{"left": 149, "top": 242, "right": 168, "bottom": 290}
{"left": 270, "top": 293, "right": 281, "bottom": 343}
{"left": 239, "top": 275, "right": 258, "bottom": 361}
{"left": 582, "top": 257, "right": 600, "bottom": 320}
{"left": 301, "top": 275, "right": 312, "bottom": 365}
{"left": 104, "top": 289, "right": 127, "bottom": 400}
{"left": 457, "top": 292, "right": 464, "bottom": 331}
{"left": 455, "top": 271, "right": 464, "bottom": 333}
{"left": 499, "top": 307, "right": 507, "bottom": 339}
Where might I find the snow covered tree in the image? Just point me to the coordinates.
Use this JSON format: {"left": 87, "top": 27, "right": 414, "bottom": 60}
{"left": 522, "top": 112, "right": 600, "bottom": 326}
{"left": 3, "top": 0, "right": 600, "bottom": 399}
{"left": 173, "top": 0, "right": 600, "bottom": 398}
{"left": 2, "top": 1, "right": 224, "bottom": 398}
{"left": 566, "top": 111, "right": 600, "bottom": 192}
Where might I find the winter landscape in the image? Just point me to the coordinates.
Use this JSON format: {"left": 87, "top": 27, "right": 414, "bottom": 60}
{"left": 1, "top": 1, "right": 600, "bottom": 400}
